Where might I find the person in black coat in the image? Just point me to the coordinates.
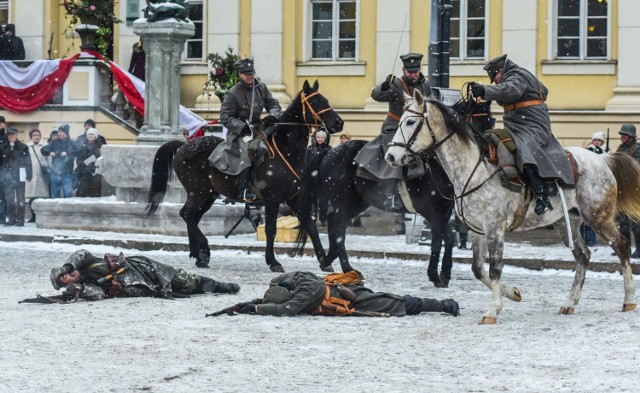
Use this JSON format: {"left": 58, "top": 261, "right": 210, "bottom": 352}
{"left": 0, "top": 116, "right": 7, "bottom": 222}
{"left": 306, "top": 131, "right": 331, "bottom": 225}
{"left": 74, "top": 128, "right": 103, "bottom": 197}
{"left": 41, "top": 124, "right": 77, "bottom": 198}
{"left": 0, "top": 128, "right": 32, "bottom": 226}
{"left": 0, "top": 24, "right": 25, "bottom": 60}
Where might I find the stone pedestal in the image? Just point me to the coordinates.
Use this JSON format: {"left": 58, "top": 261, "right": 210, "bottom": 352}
{"left": 195, "top": 85, "right": 223, "bottom": 110}
{"left": 134, "top": 19, "right": 195, "bottom": 144}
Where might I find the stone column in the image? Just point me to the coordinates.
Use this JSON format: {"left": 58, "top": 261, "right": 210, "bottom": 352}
{"left": 606, "top": 0, "right": 640, "bottom": 111}
{"left": 133, "top": 19, "right": 195, "bottom": 144}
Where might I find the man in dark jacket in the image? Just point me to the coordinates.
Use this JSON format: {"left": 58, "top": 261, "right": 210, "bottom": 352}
{"left": 41, "top": 124, "right": 77, "bottom": 198}
{"left": 234, "top": 271, "right": 459, "bottom": 317}
{"left": 0, "top": 116, "right": 7, "bottom": 223}
{"left": 209, "top": 58, "right": 282, "bottom": 202}
{"left": 355, "top": 52, "right": 433, "bottom": 210}
{"left": 0, "top": 128, "right": 31, "bottom": 226}
{"left": 471, "top": 54, "right": 575, "bottom": 216}
{"left": 50, "top": 249, "right": 240, "bottom": 301}
{"left": 0, "top": 24, "right": 25, "bottom": 60}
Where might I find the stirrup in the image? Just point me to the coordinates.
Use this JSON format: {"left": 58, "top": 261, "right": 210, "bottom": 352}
{"left": 383, "top": 195, "right": 403, "bottom": 211}
{"left": 534, "top": 196, "right": 553, "bottom": 215}
{"left": 240, "top": 189, "right": 256, "bottom": 203}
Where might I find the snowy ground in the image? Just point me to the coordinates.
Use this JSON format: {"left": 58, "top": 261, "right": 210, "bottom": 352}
{"left": 1, "top": 240, "right": 639, "bottom": 392}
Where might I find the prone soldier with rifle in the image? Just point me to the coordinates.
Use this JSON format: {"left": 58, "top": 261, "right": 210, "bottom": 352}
{"left": 207, "top": 271, "right": 460, "bottom": 318}
{"left": 21, "top": 249, "right": 241, "bottom": 304}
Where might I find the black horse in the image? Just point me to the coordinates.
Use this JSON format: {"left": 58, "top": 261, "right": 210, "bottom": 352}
{"left": 292, "top": 85, "right": 492, "bottom": 286}
{"left": 145, "top": 80, "right": 344, "bottom": 272}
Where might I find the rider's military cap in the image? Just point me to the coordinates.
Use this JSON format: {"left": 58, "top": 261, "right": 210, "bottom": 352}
{"left": 483, "top": 54, "right": 508, "bottom": 82}
{"left": 619, "top": 123, "right": 637, "bottom": 137}
{"left": 235, "top": 58, "right": 255, "bottom": 75}
{"left": 400, "top": 52, "right": 423, "bottom": 72}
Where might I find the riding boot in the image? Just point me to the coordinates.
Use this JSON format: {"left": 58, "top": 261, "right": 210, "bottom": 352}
{"left": 382, "top": 180, "right": 403, "bottom": 211}
{"left": 199, "top": 277, "right": 241, "bottom": 294}
{"left": 237, "top": 167, "right": 256, "bottom": 202}
{"left": 524, "top": 165, "right": 553, "bottom": 215}
{"left": 421, "top": 298, "right": 460, "bottom": 316}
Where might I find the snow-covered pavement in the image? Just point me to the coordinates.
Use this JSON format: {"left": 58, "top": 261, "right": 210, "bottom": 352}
{"left": 1, "top": 240, "right": 639, "bottom": 392}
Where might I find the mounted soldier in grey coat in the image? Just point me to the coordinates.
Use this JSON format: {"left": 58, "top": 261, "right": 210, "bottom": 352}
{"left": 471, "top": 54, "right": 575, "bottom": 216}
{"left": 355, "top": 52, "right": 433, "bottom": 209}
{"left": 209, "top": 58, "right": 282, "bottom": 202}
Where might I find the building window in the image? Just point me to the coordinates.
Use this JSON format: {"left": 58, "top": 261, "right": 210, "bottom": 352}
{"left": 0, "top": 0, "right": 8, "bottom": 26}
{"left": 450, "top": 0, "right": 486, "bottom": 60}
{"left": 310, "top": 0, "right": 357, "bottom": 60}
{"left": 556, "top": 0, "right": 608, "bottom": 59}
{"left": 185, "top": 0, "right": 203, "bottom": 61}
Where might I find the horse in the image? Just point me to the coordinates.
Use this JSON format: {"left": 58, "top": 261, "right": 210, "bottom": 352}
{"left": 291, "top": 88, "right": 493, "bottom": 286}
{"left": 145, "top": 80, "right": 344, "bottom": 272}
{"left": 386, "top": 89, "right": 640, "bottom": 323}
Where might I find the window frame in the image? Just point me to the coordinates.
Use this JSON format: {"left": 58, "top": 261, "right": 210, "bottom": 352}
{"left": 449, "top": 0, "right": 488, "bottom": 61}
{"left": 0, "top": 0, "right": 9, "bottom": 26}
{"left": 552, "top": 0, "right": 611, "bottom": 61}
{"left": 304, "top": 0, "right": 360, "bottom": 62}
{"left": 183, "top": 0, "right": 205, "bottom": 62}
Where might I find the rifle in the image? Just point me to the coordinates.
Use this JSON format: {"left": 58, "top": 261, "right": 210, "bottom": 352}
{"left": 19, "top": 294, "right": 70, "bottom": 305}
{"left": 605, "top": 128, "right": 610, "bottom": 153}
{"left": 205, "top": 298, "right": 262, "bottom": 317}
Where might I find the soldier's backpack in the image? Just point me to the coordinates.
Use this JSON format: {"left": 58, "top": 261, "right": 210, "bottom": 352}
{"left": 483, "top": 128, "right": 523, "bottom": 191}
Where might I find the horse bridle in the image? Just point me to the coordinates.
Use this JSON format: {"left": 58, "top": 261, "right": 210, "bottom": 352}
{"left": 273, "top": 91, "right": 333, "bottom": 133}
{"left": 388, "top": 102, "right": 455, "bottom": 158}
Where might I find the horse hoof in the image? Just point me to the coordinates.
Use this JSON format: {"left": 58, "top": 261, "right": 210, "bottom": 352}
{"left": 270, "top": 264, "right": 285, "bottom": 273}
{"left": 479, "top": 316, "right": 497, "bottom": 325}
{"left": 623, "top": 303, "right": 637, "bottom": 312}
{"left": 559, "top": 307, "right": 574, "bottom": 315}
{"left": 433, "top": 281, "right": 448, "bottom": 288}
{"left": 320, "top": 264, "right": 334, "bottom": 272}
{"left": 195, "top": 260, "right": 209, "bottom": 268}
{"left": 512, "top": 287, "right": 522, "bottom": 302}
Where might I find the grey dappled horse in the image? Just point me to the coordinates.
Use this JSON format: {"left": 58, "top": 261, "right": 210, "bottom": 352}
{"left": 386, "top": 90, "right": 640, "bottom": 324}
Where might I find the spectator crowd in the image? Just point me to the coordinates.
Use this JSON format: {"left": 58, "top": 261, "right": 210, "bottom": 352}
{"left": 0, "top": 117, "right": 111, "bottom": 226}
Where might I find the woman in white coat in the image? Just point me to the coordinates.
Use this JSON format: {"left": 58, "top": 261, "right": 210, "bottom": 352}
{"left": 25, "top": 128, "right": 50, "bottom": 222}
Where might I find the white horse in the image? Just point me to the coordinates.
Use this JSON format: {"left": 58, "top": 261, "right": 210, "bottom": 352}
{"left": 386, "top": 90, "right": 640, "bottom": 324}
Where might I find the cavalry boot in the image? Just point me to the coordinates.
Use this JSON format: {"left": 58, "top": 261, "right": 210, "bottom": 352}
{"left": 420, "top": 298, "right": 459, "bottom": 316}
{"left": 382, "top": 180, "right": 403, "bottom": 212}
{"left": 199, "top": 277, "right": 240, "bottom": 294}
{"left": 237, "top": 167, "right": 256, "bottom": 203}
{"left": 525, "top": 165, "right": 553, "bottom": 216}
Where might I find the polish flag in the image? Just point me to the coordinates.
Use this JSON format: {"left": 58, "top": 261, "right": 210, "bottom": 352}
{"left": 0, "top": 54, "right": 80, "bottom": 113}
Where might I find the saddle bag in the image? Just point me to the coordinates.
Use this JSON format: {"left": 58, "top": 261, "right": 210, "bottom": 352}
{"left": 483, "top": 129, "right": 522, "bottom": 189}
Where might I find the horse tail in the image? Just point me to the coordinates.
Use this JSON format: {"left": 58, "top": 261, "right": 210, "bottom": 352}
{"left": 604, "top": 152, "right": 640, "bottom": 221}
{"left": 145, "top": 140, "right": 185, "bottom": 216}
{"left": 291, "top": 149, "right": 331, "bottom": 254}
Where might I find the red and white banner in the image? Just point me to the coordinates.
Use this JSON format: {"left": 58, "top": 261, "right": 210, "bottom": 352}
{"left": 0, "top": 54, "right": 80, "bottom": 112}
{"left": 0, "top": 51, "right": 207, "bottom": 137}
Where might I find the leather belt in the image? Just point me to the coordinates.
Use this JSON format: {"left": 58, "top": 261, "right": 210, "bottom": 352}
{"left": 387, "top": 111, "right": 401, "bottom": 121}
{"left": 502, "top": 100, "right": 544, "bottom": 112}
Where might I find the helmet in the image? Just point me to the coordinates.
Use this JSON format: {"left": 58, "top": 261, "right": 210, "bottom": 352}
{"left": 619, "top": 123, "right": 637, "bottom": 137}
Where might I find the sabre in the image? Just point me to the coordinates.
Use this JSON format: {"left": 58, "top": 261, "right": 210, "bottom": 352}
{"left": 390, "top": 12, "right": 409, "bottom": 80}
{"left": 556, "top": 180, "right": 573, "bottom": 251}
{"left": 247, "top": 56, "right": 256, "bottom": 135}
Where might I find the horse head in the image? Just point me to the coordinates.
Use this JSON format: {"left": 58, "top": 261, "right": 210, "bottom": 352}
{"left": 296, "top": 80, "right": 344, "bottom": 134}
{"left": 386, "top": 89, "right": 474, "bottom": 168}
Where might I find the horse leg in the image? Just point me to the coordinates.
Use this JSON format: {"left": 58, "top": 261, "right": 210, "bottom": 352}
{"left": 179, "top": 193, "right": 216, "bottom": 268}
{"left": 427, "top": 224, "right": 445, "bottom": 287}
{"left": 333, "top": 210, "right": 357, "bottom": 274}
{"left": 296, "top": 204, "right": 330, "bottom": 271}
{"left": 596, "top": 220, "right": 637, "bottom": 311}
{"left": 553, "top": 217, "right": 591, "bottom": 314}
{"left": 263, "top": 202, "right": 285, "bottom": 272}
{"left": 439, "top": 219, "right": 456, "bottom": 287}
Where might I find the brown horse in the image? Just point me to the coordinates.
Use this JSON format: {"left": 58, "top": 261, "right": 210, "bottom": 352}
{"left": 145, "top": 80, "right": 343, "bottom": 272}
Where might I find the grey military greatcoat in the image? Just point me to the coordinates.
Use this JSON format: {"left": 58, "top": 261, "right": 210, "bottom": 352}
{"left": 355, "top": 75, "right": 433, "bottom": 180}
{"left": 209, "top": 80, "right": 281, "bottom": 175}
{"left": 483, "top": 61, "right": 574, "bottom": 186}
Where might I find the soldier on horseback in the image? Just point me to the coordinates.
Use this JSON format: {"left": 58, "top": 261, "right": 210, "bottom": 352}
{"left": 209, "top": 58, "right": 282, "bottom": 202}
{"left": 470, "top": 54, "right": 575, "bottom": 215}
{"left": 355, "top": 52, "right": 433, "bottom": 210}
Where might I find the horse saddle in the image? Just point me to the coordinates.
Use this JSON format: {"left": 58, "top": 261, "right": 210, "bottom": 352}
{"left": 483, "top": 128, "right": 579, "bottom": 194}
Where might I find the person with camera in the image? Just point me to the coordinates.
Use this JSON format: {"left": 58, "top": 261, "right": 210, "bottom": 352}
{"left": 0, "top": 24, "right": 25, "bottom": 60}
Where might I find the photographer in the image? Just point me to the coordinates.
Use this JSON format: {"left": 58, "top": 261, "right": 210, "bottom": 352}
{"left": 0, "top": 24, "right": 26, "bottom": 60}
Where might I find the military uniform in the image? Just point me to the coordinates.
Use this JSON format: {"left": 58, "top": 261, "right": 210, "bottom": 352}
{"left": 209, "top": 60, "right": 281, "bottom": 177}
{"left": 254, "top": 271, "right": 458, "bottom": 317}
{"left": 615, "top": 124, "right": 640, "bottom": 257}
{"left": 355, "top": 53, "right": 433, "bottom": 180}
{"left": 50, "top": 250, "right": 239, "bottom": 301}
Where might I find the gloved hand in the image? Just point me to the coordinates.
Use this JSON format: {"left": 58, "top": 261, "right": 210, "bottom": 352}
{"left": 242, "top": 124, "right": 252, "bottom": 135}
{"left": 262, "top": 115, "right": 277, "bottom": 127}
{"left": 381, "top": 74, "right": 395, "bottom": 91}
{"left": 471, "top": 82, "right": 485, "bottom": 98}
{"left": 238, "top": 302, "right": 256, "bottom": 314}
{"left": 441, "top": 298, "right": 460, "bottom": 317}
{"left": 63, "top": 284, "right": 82, "bottom": 301}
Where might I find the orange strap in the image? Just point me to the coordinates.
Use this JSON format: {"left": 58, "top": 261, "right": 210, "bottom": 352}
{"left": 502, "top": 100, "right": 544, "bottom": 112}
{"left": 387, "top": 111, "right": 401, "bottom": 121}
{"left": 311, "top": 286, "right": 353, "bottom": 316}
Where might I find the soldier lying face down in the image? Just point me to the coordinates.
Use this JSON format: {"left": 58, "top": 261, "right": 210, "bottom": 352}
{"left": 51, "top": 250, "right": 240, "bottom": 301}
{"left": 227, "top": 271, "right": 459, "bottom": 317}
